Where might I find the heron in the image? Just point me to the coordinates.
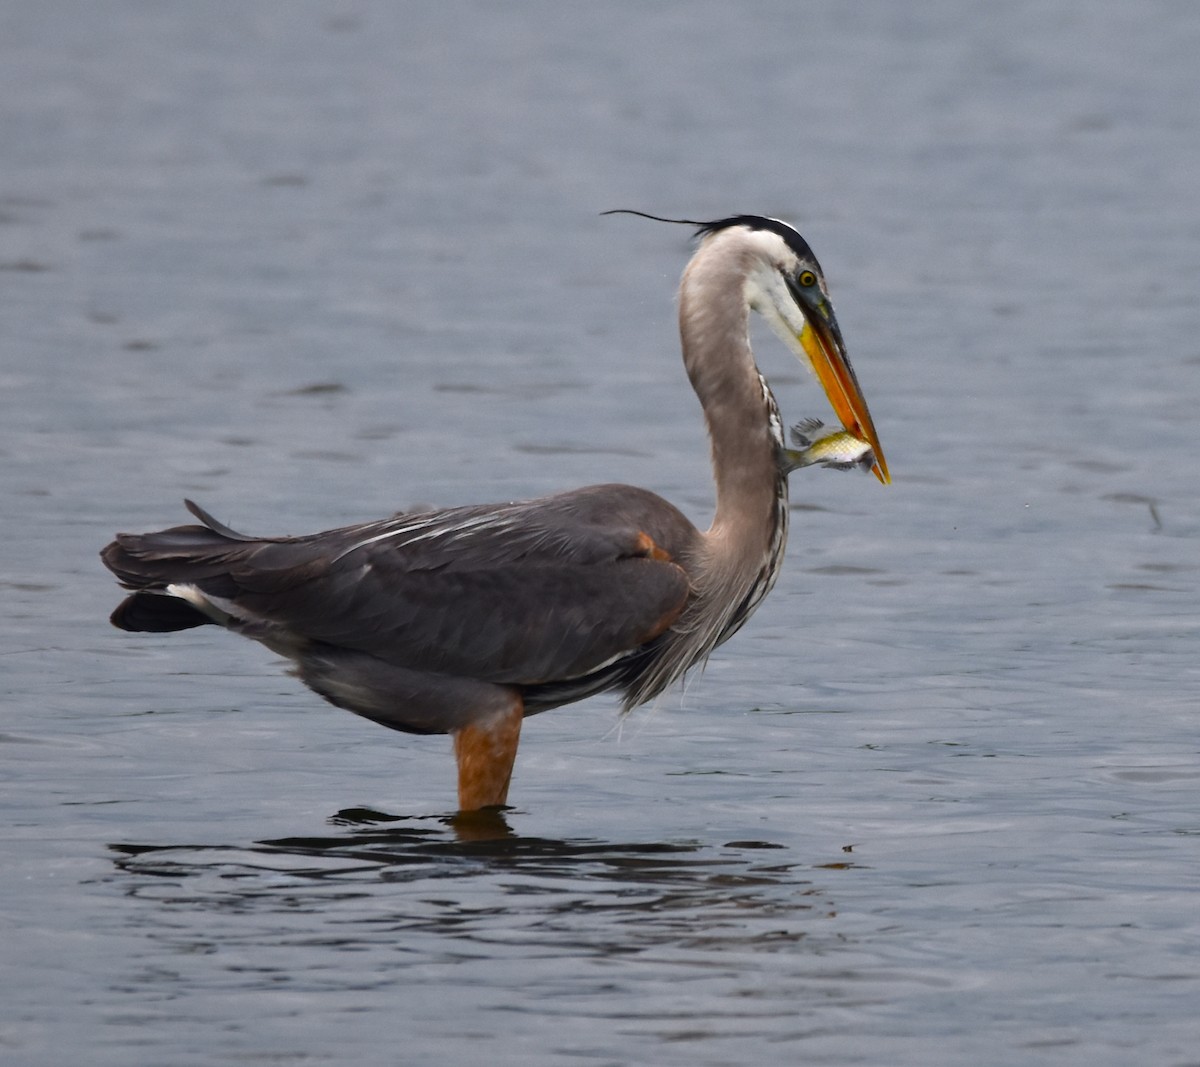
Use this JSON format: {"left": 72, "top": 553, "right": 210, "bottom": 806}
{"left": 101, "top": 212, "right": 889, "bottom": 812}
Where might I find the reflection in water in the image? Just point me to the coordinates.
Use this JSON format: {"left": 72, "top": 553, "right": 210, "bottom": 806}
{"left": 99, "top": 812, "right": 869, "bottom": 1064}
{"left": 107, "top": 808, "right": 834, "bottom": 960}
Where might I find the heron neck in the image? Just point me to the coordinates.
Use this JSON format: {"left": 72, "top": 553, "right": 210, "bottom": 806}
{"left": 678, "top": 252, "right": 787, "bottom": 542}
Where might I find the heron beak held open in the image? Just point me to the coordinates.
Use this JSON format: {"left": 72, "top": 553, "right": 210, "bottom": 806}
{"left": 796, "top": 309, "right": 890, "bottom": 484}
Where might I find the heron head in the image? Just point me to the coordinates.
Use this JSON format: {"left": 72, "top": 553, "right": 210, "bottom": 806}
{"left": 698, "top": 215, "right": 889, "bottom": 485}
{"left": 603, "top": 210, "right": 889, "bottom": 484}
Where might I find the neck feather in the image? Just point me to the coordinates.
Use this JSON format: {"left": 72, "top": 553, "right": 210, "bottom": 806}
{"left": 678, "top": 244, "right": 787, "bottom": 539}
{"left": 675, "top": 240, "right": 790, "bottom": 650}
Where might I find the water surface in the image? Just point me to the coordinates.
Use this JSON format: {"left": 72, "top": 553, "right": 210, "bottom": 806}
{"left": 2, "top": 3, "right": 1198, "bottom": 1064}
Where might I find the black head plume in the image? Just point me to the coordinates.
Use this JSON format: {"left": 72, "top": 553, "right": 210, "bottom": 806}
{"left": 602, "top": 210, "right": 816, "bottom": 264}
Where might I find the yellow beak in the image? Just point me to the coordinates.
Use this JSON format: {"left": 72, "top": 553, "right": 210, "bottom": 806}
{"left": 799, "top": 319, "right": 890, "bottom": 484}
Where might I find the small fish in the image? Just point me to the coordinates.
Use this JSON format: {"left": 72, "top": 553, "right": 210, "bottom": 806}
{"left": 783, "top": 418, "right": 875, "bottom": 474}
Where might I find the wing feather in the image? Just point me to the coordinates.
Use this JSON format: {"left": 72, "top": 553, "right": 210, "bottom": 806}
{"left": 105, "top": 485, "right": 698, "bottom": 688}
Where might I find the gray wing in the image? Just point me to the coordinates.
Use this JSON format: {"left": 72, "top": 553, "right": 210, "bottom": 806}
{"left": 103, "top": 485, "right": 697, "bottom": 687}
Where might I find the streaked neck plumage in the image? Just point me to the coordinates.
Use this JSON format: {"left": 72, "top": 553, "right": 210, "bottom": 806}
{"left": 677, "top": 230, "right": 790, "bottom": 644}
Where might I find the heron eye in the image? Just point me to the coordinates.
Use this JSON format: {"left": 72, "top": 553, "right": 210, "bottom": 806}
{"left": 798, "top": 270, "right": 817, "bottom": 287}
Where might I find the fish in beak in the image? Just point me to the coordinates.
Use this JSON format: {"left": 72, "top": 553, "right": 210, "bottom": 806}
{"left": 796, "top": 299, "right": 889, "bottom": 484}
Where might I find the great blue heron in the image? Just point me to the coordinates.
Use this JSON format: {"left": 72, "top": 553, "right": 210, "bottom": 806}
{"left": 101, "top": 213, "right": 889, "bottom": 811}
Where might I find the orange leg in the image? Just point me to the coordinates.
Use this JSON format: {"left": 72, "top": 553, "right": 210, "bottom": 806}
{"left": 452, "top": 697, "right": 524, "bottom": 811}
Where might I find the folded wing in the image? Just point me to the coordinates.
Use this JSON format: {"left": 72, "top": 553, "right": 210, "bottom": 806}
{"left": 102, "top": 486, "right": 696, "bottom": 689}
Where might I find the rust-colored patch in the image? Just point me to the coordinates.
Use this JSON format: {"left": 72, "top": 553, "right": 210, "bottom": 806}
{"left": 637, "top": 571, "right": 689, "bottom": 643}
{"left": 634, "top": 530, "right": 673, "bottom": 562}
{"left": 453, "top": 697, "right": 524, "bottom": 811}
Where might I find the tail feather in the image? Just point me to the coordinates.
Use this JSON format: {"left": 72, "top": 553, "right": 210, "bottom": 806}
{"left": 101, "top": 526, "right": 243, "bottom": 588}
{"left": 100, "top": 499, "right": 265, "bottom": 588}
{"left": 101, "top": 501, "right": 268, "bottom": 632}
{"left": 183, "top": 498, "right": 259, "bottom": 541}
{"left": 110, "top": 591, "right": 214, "bottom": 632}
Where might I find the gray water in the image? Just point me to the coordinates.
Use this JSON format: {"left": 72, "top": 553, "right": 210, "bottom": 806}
{"left": 3, "top": 2, "right": 1198, "bottom": 1064}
